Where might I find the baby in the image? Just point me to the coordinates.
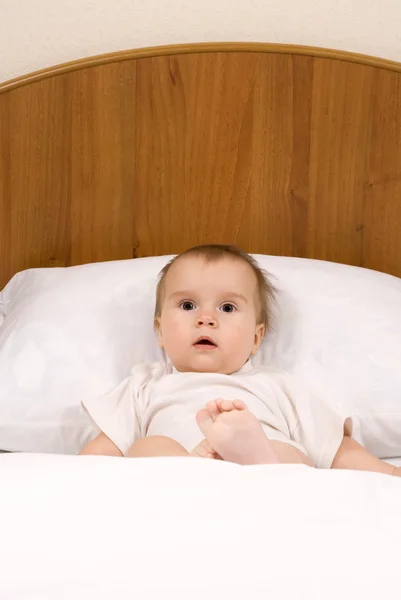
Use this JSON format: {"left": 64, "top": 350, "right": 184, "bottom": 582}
{"left": 80, "top": 244, "right": 400, "bottom": 477}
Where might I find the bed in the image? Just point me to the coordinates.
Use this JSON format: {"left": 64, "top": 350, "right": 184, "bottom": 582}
{"left": 1, "top": 42, "right": 401, "bottom": 599}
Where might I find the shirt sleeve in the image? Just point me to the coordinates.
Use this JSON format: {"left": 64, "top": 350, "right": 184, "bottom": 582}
{"left": 82, "top": 363, "right": 154, "bottom": 456}
{"left": 272, "top": 372, "right": 353, "bottom": 469}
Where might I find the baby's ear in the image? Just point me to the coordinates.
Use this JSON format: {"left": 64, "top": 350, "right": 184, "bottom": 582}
{"left": 154, "top": 317, "right": 164, "bottom": 349}
{"left": 251, "top": 323, "right": 265, "bottom": 355}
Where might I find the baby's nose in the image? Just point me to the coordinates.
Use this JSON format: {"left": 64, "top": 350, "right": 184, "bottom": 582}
{"left": 196, "top": 315, "right": 217, "bottom": 328}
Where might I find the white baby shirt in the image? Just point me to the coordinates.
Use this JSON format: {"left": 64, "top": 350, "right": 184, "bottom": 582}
{"left": 83, "top": 360, "right": 351, "bottom": 468}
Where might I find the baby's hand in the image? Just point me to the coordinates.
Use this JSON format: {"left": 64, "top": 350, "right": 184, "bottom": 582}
{"left": 190, "top": 438, "right": 221, "bottom": 459}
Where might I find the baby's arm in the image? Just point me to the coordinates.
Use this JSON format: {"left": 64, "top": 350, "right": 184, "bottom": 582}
{"left": 269, "top": 436, "right": 400, "bottom": 475}
{"left": 78, "top": 432, "right": 123, "bottom": 457}
{"left": 250, "top": 436, "right": 400, "bottom": 476}
{"left": 331, "top": 435, "right": 398, "bottom": 476}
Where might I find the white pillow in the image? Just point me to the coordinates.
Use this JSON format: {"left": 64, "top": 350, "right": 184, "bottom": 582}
{"left": 0, "top": 255, "right": 400, "bottom": 457}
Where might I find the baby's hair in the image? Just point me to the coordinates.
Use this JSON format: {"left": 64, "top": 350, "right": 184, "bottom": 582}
{"left": 154, "top": 244, "right": 276, "bottom": 329}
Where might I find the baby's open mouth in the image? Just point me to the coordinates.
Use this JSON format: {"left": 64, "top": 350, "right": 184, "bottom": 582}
{"left": 193, "top": 337, "right": 217, "bottom": 349}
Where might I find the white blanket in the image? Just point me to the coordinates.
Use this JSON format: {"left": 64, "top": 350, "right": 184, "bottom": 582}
{"left": 1, "top": 453, "right": 401, "bottom": 599}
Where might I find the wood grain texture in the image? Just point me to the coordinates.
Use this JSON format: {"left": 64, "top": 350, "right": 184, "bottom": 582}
{"left": 0, "top": 44, "right": 401, "bottom": 289}
{"left": 2, "top": 42, "right": 401, "bottom": 93}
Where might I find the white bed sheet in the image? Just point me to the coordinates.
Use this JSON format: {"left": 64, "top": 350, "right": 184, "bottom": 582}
{"left": 1, "top": 453, "right": 401, "bottom": 600}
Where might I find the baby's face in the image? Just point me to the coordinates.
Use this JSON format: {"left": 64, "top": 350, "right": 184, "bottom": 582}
{"left": 156, "top": 256, "right": 265, "bottom": 374}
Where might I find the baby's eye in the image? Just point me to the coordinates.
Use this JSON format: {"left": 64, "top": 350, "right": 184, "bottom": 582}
{"left": 220, "top": 303, "right": 236, "bottom": 313}
{"left": 180, "top": 301, "right": 196, "bottom": 311}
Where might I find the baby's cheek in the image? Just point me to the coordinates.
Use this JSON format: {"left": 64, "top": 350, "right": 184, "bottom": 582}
{"left": 232, "top": 323, "right": 257, "bottom": 350}
{"left": 229, "top": 325, "right": 249, "bottom": 346}
{"left": 164, "top": 315, "right": 189, "bottom": 341}
{"left": 164, "top": 311, "right": 183, "bottom": 329}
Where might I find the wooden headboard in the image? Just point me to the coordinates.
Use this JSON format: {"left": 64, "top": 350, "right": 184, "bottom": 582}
{"left": 1, "top": 42, "right": 400, "bottom": 289}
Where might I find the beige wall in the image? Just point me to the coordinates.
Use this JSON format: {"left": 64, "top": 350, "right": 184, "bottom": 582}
{"left": 2, "top": 0, "right": 401, "bottom": 83}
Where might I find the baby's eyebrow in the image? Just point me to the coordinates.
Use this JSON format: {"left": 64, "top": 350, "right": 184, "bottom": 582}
{"left": 167, "top": 290, "right": 200, "bottom": 302}
{"left": 168, "top": 290, "right": 195, "bottom": 299}
{"left": 224, "top": 292, "right": 249, "bottom": 304}
{"left": 168, "top": 290, "right": 249, "bottom": 303}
